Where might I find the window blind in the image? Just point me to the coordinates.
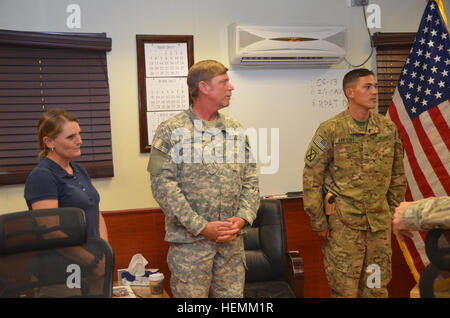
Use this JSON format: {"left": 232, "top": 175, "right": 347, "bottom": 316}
{"left": 0, "top": 29, "right": 113, "bottom": 185}
{"left": 372, "top": 32, "right": 416, "bottom": 115}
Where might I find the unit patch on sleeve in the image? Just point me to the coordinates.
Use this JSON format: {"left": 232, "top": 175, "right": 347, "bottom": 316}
{"left": 306, "top": 147, "right": 318, "bottom": 163}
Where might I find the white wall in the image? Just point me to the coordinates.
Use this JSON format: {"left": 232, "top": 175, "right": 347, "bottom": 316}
{"left": 0, "top": 0, "right": 443, "bottom": 213}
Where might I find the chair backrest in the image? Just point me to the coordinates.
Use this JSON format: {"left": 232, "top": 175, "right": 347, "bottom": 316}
{"left": 243, "top": 199, "right": 288, "bottom": 282}
{"left": 419, "top": 229, "right": 450, "bottom": 298}
{"left": 0, "top": 208, "right": 114, "bottom": 298}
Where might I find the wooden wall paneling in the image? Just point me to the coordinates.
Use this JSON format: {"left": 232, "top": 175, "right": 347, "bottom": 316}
{"left": 281, "top": 198, "right": 331, "bottom": 298}
{"left": 281, "top": 198, "right": 416, "bottom": 298}
{"left": 101, "top": 208, "right": 172, "bottom": 296}
{"left": 103, "top": 198, "right": 416, "bottom": 298}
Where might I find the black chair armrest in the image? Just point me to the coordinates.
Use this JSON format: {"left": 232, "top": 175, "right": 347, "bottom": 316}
{"left": 285, "top": 250, "right": 304, "bottom": 298}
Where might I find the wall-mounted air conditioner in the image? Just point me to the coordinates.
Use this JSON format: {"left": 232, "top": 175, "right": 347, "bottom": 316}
{"left": 228, "top": 23, "right": 346, "bottom": 66}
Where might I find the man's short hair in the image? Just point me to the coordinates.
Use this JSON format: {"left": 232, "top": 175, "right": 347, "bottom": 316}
{"left": 342, "top": 68, "right": 375, "bottom": 98}
{"left": 187, "top": 60, "right": 228, "bottom": 99}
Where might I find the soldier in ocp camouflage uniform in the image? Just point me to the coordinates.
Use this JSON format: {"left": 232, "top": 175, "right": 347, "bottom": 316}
{"left": 303, "top": 69, "right": 406, "bottom": 297}
{"left": 393, "top": 196, "right": 450, "bottom": 241}
{"left": 147, "top": 60, "right": 260, "bottom": 298}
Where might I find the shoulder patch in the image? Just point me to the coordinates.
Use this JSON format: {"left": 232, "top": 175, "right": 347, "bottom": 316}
{"left": 152, "top": 137, "right": 171, "bottom": 155}
{"left": 305, "top": 146, "right": 318, "bottom": 163}
{"left": 147, "top": 147, "right": 170, "bottom": 175}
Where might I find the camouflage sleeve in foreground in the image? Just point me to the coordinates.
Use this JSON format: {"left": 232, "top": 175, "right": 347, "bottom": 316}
{"left": 302, "top": 123, "right": 332, "bottom": 232}
{"left": 402, "top": 196, "right": 450, "bottom": 231}
{"left": 386, "top": 128, "right": 407, "bottom": 216}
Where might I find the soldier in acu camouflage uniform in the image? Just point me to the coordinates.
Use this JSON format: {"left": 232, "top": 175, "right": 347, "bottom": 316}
{"left": 147, "top": 60, "right": 260, "bottom": 298}
{"left": 302, "top": 69, "right": 407, "bottom": 297}
{"left": 393, "top": 196, "right": 450, "bottom": 241}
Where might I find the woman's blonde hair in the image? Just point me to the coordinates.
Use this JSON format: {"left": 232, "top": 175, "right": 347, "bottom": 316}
{"left": 37, "top": 109, "right": 78, "bottom": 159}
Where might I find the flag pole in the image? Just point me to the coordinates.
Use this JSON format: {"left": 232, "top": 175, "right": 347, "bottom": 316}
{"left": 396, "top": 237, "right": 421, "bottom": 283}
{"left": 435, "top": 0, "right": 448, "bottom": 27}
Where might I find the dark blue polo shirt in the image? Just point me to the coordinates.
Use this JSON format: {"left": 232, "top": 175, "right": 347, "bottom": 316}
{"left": 24, "top": 157, "right": 100, "bottom": 237}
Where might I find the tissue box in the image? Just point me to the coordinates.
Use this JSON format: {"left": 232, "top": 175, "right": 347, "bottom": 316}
{"left": 117, "top": 268, "right": 160, "bottom": 286}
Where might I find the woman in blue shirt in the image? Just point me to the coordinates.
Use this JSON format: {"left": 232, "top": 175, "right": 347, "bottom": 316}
{"left": 24, "top": 109, "right": 108, "bottom": 283}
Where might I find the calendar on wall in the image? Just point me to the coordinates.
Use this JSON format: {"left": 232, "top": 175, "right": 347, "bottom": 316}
{"left": 144, "top": 43, "right": 189, "bottom": 77}
{"left": 136, "top": 35, "right": 194, "bottom": 153}
{"left": 145, "top": 77, "right": 189, "bottom": 112}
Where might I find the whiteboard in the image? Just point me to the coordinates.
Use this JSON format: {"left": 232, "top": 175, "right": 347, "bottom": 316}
{"left": 227, "top": 67, "right": 351, "bottom": 197}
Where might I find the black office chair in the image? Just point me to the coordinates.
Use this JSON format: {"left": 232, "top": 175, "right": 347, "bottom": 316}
{"left": 0, "top": 208, "right": 114, "bottom": 298}
{"left": 243, "top": 199, "right": 304, "bottom": 298}
{"left": 419, "top": 229, "right": 450, "bottom": 298}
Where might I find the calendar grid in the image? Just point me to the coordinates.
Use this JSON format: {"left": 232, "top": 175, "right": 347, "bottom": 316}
{"left": 136, "top": 35, "right": 194, "bottom": 152}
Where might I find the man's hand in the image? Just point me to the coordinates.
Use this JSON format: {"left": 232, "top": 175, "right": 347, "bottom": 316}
{"left": 200, "top": 217, "right": 246, "bottom": 243}
{"left": 200, "top": 221, "right": 235, "bottom": 242}
{"left": 216, "top": 217, "right": 246, "bottom": 243}
{"left": 393, "top": 201, "right": 414, "bottom": 241}
{"left": 316, "top": 229, "right": 330, "bottom": 240}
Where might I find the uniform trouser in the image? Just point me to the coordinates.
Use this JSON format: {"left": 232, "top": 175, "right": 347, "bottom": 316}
{"left": 167, "top": 236, "right": 246, "bottom": 298}
{"left": 323, "top": 213, "right": 392, "bottom": 298}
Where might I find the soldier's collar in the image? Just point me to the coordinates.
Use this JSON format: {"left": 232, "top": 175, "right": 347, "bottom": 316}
{"left": 346, "top": 110, "right": 379, "bottom": 135}
{"left": 187, "top": 106, "right": 226, "bottom": 134}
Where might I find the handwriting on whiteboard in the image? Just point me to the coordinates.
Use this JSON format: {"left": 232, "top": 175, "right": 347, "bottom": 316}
{"left": 310, "top": 77, "right": 348, "bottom": 111}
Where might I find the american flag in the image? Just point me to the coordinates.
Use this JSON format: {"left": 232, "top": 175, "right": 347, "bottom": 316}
{"left": 387, "top": 0, "right": 450, "bottom": 283}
